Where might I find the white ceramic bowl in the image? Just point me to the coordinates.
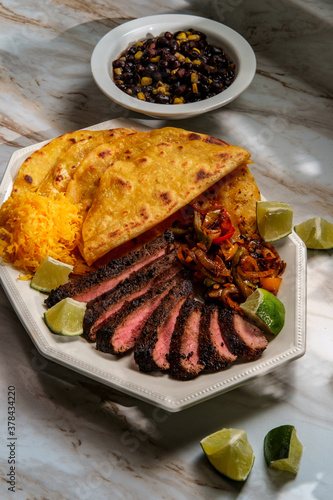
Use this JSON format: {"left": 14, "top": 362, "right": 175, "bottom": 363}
{"left": 91, "top": 14, "right": 256, "bottom": 120}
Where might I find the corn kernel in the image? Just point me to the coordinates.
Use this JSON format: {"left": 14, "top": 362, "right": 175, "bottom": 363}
{"left": 137, "top": 92, "right": 145, "bottom": 100}
{"left": 173, "top": 97, "right": 185, "bottom": 104}
{"left": 120, "top": 57, "right": 126, "bottom": 61}
{"left": 192, "top": 59, "right": 201, "bottom": 65}
{"left": 190, "top": 73, "right": 199, "bottom": 83}
{"left": 192, "top": 83, "right": 198, "bottom": 93}
{"left": 137, "top": 41, "right": 143, "bottom": 46}
{"left": 141, "top": 76, "right": 152, "bottom": 85}
{"left": 176, "top": 32, "right": 187, "bottom": 40}
{"left": 171, "top": 68, "right": 179, "bottom": 77}
{"left": 188, "top": 34, "right": 200, "bottom": 41}
{"left": 185, "top": 57, "right": 192, "bottom": 63}
{"left": 150, "top": 56, "right": 160, "bottom": 62}
{"left": 175, "top": 52, "right": 185, "bottom": 62}
{"left": 114, "top": 67, "right": 122, "bottom": 76}
{"left": 134, "top": 51, "right": 143, "bottom": 60}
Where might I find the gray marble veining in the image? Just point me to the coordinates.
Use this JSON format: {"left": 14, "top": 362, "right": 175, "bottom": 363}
{"left": 0, "top": 1, "right": 332, "bottom": 499}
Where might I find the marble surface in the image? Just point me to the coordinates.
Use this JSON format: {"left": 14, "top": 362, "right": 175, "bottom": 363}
{"left": 0, "top": 0, "right": 332, "bottom": 498}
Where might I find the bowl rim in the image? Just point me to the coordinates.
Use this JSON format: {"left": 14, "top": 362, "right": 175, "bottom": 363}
{"left": 91, "top": 14, "right": 256, "bottom": 118}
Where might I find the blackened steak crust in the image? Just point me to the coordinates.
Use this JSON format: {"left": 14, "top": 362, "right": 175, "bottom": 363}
{"left": 96, "top": 272, "right": 186, "bottom": 355}
{"left": 218, "top": 308, "right": 268, "bottom": 360}
{"left": 134, "top": 273, "right": 194, "bottom": 372}
{"left": 168, "top": 297, "right": 205, "bottom": 380}
{"left": 45, "top": 230, "right": 175, "bottom": 308}
{"left": 83, "top": 251, "right": 182, "bottom": 342}
{"left": 199, "top": 304, "right": 237, "bottom": 371}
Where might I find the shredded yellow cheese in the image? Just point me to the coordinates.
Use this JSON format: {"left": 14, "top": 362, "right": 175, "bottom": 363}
{"left": 0, "top": 192, "right": 83, "bottom": 273}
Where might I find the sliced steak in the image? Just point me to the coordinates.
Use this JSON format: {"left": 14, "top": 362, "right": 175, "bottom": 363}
{"left": 45, "top": 230, "right": 175, "bottom": 308}
{"left": 218, "top": 308, "right": 268, "bottom": 360}
{"left": 96, "top": 273, "right": 186, "bottom": 355}
{"left": 199, "top": 304, "right": 237, "bottom": 371}
{"left": 83, "top": 251, "right": 182, "bottom": 342}
{"left": 134, "top": 275, "right": 194, "bottom": 372}
{"left": 168, "top": 297, "right": 205, "bottom": 380}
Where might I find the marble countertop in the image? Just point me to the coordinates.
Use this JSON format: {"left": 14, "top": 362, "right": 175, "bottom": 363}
{"left": 0, "top": 1, "right": 332, "bottom": 499}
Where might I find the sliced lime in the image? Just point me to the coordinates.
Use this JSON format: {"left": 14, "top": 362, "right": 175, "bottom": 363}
{"left": 294, "top": 217, "right": 333, "bottom": 250}
{"left": 31, "top": 256, "right": 73, "bottom": 293}
{"left": 264, "top": 425, "right": 303, "bottom": 474}
{"left": 240, "top": 287, "right": 285, "bottom": 336}
{"left": 44, "top": 297, "right": 86, "bottom": 336}
{"left": 257, "top": 201, "right": 293, "bottom": 242}
{"left": 200, "top": 428, "right": 255, "bottom": 481}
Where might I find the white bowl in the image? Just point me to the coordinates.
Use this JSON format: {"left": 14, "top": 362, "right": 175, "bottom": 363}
{"left": 91, "top": 14, "right": 256, "bottom": 120}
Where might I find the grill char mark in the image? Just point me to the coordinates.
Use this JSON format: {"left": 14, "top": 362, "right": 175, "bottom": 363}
{"left": 134, "top": 274, "right": 194, "bottom": 372}
{"left": 168, "top": 298, "right": 205, "bottom": 380}
{"left": 199, "top": 304, "right": 237, "bottom": 371}
{"left": 218, "top": 308, "right": 268, "bottom": 360}
{"left": 44, "top": 230, "right": 175, "bottom": 308}
{"left": 96, "top": 272, "right": 187, "bottom": 355}
{"left": 83, "top": 251, "right": 182, "bottom": 342}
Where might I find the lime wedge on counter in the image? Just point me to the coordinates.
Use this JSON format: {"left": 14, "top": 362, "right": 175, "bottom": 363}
{"left": 31, "top": 256, "right": 73, "bottom": 293}
{"left": 240, "top": 288, "right": 285, "bottom": 336}
{"left": 264, "top": 425, "right": 303, "bottom": 474}
{"left": 200, "top": 428, "right": 255, "bottom": 481}
{"left": 294, "top": 217, "right": 333, "bottom": 249}
{"left": 44, "top": 298, "right": 86, "bottom": 336}
{"left": 257, "top": 201, "right": 293, "bottom": 242}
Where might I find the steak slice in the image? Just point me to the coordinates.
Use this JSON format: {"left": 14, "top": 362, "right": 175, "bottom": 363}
{"left": 218, "top": 308, "right": 268, "bottom": 360}
{"left": 44, "top": 230, "right": 175, "bottom": 308}
{"left": 168, "top": 297, "right": 205, "bottom": 380}
{"left": 134, "top": 274, "right": 194, "bottom": 372}
{"left": 83, "top": 251, "right": 182, "bottom": 342}
{"left": 199, "top": 304, "right": 237, "bottom": 371}
{"left": 96, "top": 273, "right": 186, "bottom": 355}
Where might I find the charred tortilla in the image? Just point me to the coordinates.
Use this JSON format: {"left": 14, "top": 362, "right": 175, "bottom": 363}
{"left": 81, "top": 136, "right": 251, "bottom": 264}
{"left": 66, "top": 131, "right": 147, "bottom": 215}
{"left": 36, "top": 128, "right": 137, "bottom": 197}
{"left": 12, "top": 129, "right": 103, "bottom": 195}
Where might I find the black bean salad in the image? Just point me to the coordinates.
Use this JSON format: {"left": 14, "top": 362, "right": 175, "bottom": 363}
{"left": 112, "top": 29, "right": 236, "bottom": 104}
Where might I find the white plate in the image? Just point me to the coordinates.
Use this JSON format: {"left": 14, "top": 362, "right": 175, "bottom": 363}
{"left": 91, "top": 14, "right": 256, "bottom": 119}
{"left": 0, "top": 119, "right": 306, "bottom": 412}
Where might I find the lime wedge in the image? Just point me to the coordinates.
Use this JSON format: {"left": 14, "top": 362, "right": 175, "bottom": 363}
{"left": 294, "top": 217, "right": 333, "bottom": 250}
{"left": 31, "top": 256, "right": 73, "bottom": 293}
{"left": 44, "top": 298, "right": 86, "bottom": 336}
{"left": 240, "top": 288, "right": 285, "bottom": 336}
{"left": 200, "top": 428, "right": 255, "bottom": 481}
{"left": 264, "top": 425, "right": 303, "bottom": 474}
{"left": 257, "top": 201, "right": 293, "bottom": 242}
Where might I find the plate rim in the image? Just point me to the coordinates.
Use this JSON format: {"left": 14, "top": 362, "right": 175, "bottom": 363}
{"left": 0, "top": 118, "right": 307, "bottom": 412}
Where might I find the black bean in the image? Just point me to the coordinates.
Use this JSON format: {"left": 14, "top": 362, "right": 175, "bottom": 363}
{"left": 155, "top": 94, "right": 170, "bottom": 104}
{"left": 112, "top": 27, "right": 235, "bottom": 105}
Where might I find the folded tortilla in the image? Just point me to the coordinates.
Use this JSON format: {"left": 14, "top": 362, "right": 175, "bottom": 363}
{"left": 12, "top": 129, "right": 103, "bottom": 195}
{"left": 81, "top": 132, "right": 251, "bottom": 264}
{"left": 66, "top": 131, "right": 147, "bottom": 214}
{"left": 36, "top": 128, "right": 137, "bottom": 197}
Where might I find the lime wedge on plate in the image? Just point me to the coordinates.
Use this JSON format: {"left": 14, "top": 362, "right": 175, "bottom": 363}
{"left": 257, "top": 201, "right": 293, "bottom": 242}
{"left": 31, "top": 256, "right": 73, "bottom": 293}
{"left": 240, "top": 288, "right": 285, "bottom": 336}
{"left": 44, "top": 297, "right": 86, "bottom": 336}
{"left": 200, "top": 428, "right": 255, "bottom": 481}
{"left": 264, "top": 425, "right": 303, "bottom": 474}
{"left": 294, "top": 217, "right": 333, "bottom": 249}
